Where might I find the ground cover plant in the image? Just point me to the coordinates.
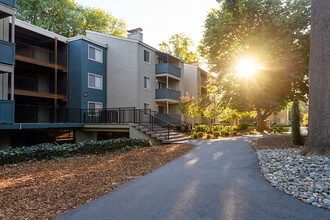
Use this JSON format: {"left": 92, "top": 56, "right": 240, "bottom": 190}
{"left": 0, "top": 138, "right": 151, "bottom": 165}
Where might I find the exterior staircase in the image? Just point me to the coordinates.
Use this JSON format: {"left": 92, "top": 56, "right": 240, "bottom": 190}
{"left": 132, "top": 123, "right": 190, "bottom": 144}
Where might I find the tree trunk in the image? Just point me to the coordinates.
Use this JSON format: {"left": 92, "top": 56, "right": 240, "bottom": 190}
{"left": 256, "top": 110, "right": 264, "bottom": 132}
{"left": 302, "top": 0, "right": 330, "bottom": 156}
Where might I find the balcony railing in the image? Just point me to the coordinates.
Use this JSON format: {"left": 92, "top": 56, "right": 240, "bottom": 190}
{"left": 0, "top": 39, "right": 15, "bottom": 65}
{"left": 13, "top": 75, "right": 66, "bottom": 95}
{"left": 0, "top": 0, "right": 15, "bottom": 8}
{"left": 16, "top": 41, "right": 67, "bottom": 66}
{"left": 156, "top": 88, "right": 181, "bottom": 100}
{"left": 156, "top": 63, "right": 181, "bottom": 78}
{"left": 0, "top": 100, "right": 14, "bottom": 123}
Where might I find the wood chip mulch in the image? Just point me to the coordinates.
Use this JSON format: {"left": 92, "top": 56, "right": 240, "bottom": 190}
{"left": 0, "top": 144, "right": 194, "bottom": 220}
{"left": 251, "top": 135, "right": 303, "bottom": 150}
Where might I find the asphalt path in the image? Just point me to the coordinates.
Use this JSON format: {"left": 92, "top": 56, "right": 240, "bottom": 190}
{"left": 57, "top": 135, "right": 329, "bottom": 220}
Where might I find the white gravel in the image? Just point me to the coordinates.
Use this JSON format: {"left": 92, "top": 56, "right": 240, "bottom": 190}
{"left": 257, "top": 148, "right": 330, "bottom": 210}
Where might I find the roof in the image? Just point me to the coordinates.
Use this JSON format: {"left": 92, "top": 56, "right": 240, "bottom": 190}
{"left": 68, "top": 35, "right": 108, "bottom": 48}
{"left": 128, "top": 28, "right": 143, "bottom": 33}
{"left": 15, "top": 19, "right": 67, "bottom": 43}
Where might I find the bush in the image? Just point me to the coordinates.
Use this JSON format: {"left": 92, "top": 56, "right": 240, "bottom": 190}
{"left": 213, "top": 132, "right": 220, "bottom": 137}
{"left": 238, "top": 124, "right": 249, "bottom": 130}
{"left": 291, "top": 98, "right": 302, "bottom": 145}
{"left": 302, "top": 113, "right": 308, "bottom": 127}
{"left": 197, "top": 132, "right": 204, "bottom": 138}
{"left": 212, "top": 125, "right": 223, "bottom": 133}
{"left": 224, "top": 131, "right": 230, "bottom": 136}
{"left": 192, "top": 133, "right": 198, "bottom": 139}
{"left": 194, "top": 125, "right": 209, "bottom": 133}
{"left": 231, "top": 126, "right": 239, "bottom": 132}
{"left": 277, "top": 127, "right": 283, "bottom": 133}
{"left": 206, "top": 134, "right": 211, "bottom": 139}
{"left": 232, "top": 131, "right": 237, "bottom": 136}
{"left": 273, "top": 128, "right": 277, "bottom": 133}
{"left": 0, "top": 138, "right": 152, "bottom": 165}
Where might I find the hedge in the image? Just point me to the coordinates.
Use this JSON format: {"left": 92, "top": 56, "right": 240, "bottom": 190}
{"left": 0, "top": 138, "right": 152, "bottom": 165}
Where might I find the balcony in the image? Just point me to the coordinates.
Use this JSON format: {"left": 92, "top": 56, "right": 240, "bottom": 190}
{"left": 156, "top": 88, "right": 181, "bottom": 100}
{"left": 156, "top": 63, "right": 181, "bottom": 78}
{"left": 0, "top": 40, "right": 15, "bottom": 65}
{"left": 0, "top": 100, "right": 14, "bottom": 123}
{"left": 0, "top": 0, "right": 15, "bottom": 8}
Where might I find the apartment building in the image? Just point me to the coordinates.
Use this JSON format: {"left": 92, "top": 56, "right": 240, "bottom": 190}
{"left": 86, "top": 28, "right": 185, "bottom": 122}
{"left": 184, "top": 63, "right": 208, "bottom": 124}
{"left": 0, "top": 0, "right": 15, "bottom": 125}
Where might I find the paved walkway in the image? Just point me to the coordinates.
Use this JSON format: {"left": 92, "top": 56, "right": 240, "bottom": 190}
{"left": 57, "top": 135, "right": 329, "bottom": 220}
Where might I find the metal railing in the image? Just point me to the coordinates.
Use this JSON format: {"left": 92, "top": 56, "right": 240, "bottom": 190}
{"left": 15, "top": 41, "right": 67, "bottom": 66}
{"left": 12, "top": 75, "right": 66, "bottom": 95}
{"left": 14, "top": 105, "right": 188, "bottom": 140}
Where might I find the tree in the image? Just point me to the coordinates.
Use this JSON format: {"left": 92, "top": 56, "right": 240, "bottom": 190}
{"left": 291, "top": 98, "right": 302, "bottom": 145}
{"left": 203, "top": 101, "right": 220, "bottom": 133}
{"left": 217, "top": 108, "right": 256, "bottom": 123}
{"left": 179, "top": 93, "right": 203, "bottom": 134}
{"left": 200, "top": 0, "right": 310, "bottom": 131}
{"left": 302, "top": 0, "right": 330, "bottom": 156}
{"left": 16, "top": 0, "right": 127, "bottom": 37}
{"left": 159, "top": 33, "right": 198, "bottom": 63}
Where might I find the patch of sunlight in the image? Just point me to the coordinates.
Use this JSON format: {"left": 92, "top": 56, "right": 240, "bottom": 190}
{"left": 213, "top": 152, "right": 224, "bottom": 160}
{"left": 186, "top": 158, "right": 199, "bottom": 167}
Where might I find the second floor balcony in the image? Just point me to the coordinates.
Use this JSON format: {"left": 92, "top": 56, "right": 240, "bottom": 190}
{"left": 0, "top": 39, "right": 15, "bottom": 65}
{"left": 0, "top": 0, "right": 15, "bottom": 8}
{"left": 0, "top": 100, "right": 14, "bottom": 123}
{"left": 156, "top": 63, "right": 181, "bottom": 78}
{"left": 156, "top": 88, "right": 181, "bottom": 101}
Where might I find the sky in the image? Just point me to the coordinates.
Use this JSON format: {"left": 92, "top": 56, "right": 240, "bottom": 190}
{"left": 74, "top": 0, "right": 219, "bottom": 50}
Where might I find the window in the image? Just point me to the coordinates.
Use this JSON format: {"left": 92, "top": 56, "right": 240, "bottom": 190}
{"left": 144, "top": 76, "right": 150, "bottom": 89}
{"left": 88, "top": 73, "right": 103, "bottom": 90}
{"left": 88, "top": 45, "right": 103, "bottom": 63}
{"left": 144, "top": 50, "right": 150, "bottom": 63}
{"left": 88, "top": 102, "right": 103, "bottom": 116}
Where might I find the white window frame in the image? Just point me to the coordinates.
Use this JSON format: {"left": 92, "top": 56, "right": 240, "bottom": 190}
{"left": 144, "top": 76, "right": 151, "bottom": 90}
{"left": 144, "top": 50, "right": 150, "bottom": 64}
{"left": 88, "top": 101, "right": 103, "bottom": 116}
{"left": 88, "top": 73, "right": 103, "bottom": 90}
{"left": 88, "top": 45, "right": 103, "bottom": 63}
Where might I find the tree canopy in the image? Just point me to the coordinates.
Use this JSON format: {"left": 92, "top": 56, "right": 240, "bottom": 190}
{"left": 200, "top": 0, "right": 311, "bottom": 131}
{"left": 16, "top": 0, "right": 127, "bottom": 37}
{"left": 159, "top": 33, "right": 198, "bottom": 63}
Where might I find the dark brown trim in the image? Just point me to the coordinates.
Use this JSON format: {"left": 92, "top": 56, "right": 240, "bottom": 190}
{"left": 15, "top": 55, "right": 68, "bottom": 72}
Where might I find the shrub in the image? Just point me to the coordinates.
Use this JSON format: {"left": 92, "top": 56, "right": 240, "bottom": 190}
{"left": 302, "top": 113, "right": 308, "bottom": 127}
{"left": 291, "top": 98, "right": 302, "bottom": 145}
{"left": 224, "top": 131, "right": 230, "bottom": 136}
{"left": 213, "top": 132, "right": 220, "bottom": 137}
{"left": 192, "top": 133, "right": 198, "bottom": 139}
{"left": 224, "top": 126, "right": 232, "bottom": 132}
{"left": 212, "top": 125, "right": 223, "bottom": 133}
{"left": 0, "top": 138, "right": 152, "bottom": 165}
{"left": 231, "top": 126, "right": 239, "bottom": 132}
{"left": 206, "top": 134, "right": 211, "bottom": 139}
{"left": 197, "top": 132, "right": 204, "bottom": 138}
{"left": 277, "top": 127, "right": 283, "bottom": 133}
{"left": 238, "top": 124, "right": 249, "bottom": 130}
{"left": 232, "top": 131, "right": 237, "bottom": 136}
{"left": 273, "top": 128, "right": 277, "bottom": 133}
{"left": 194, "top": 125, "right": 209, "bottom": 133}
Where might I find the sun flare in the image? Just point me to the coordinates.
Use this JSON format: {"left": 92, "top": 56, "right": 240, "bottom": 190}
{"left": 236, "top": 59, "right": 257, "bottom": 77}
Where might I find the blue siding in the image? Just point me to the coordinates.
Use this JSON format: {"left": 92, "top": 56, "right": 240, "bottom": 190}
{"left": 0, "top": 100, "right": 14, "bottom": 123}
{"left": 156, "top": 89, "right": 181, "bottom": 100}
{"left": 156, "top": 63, "right": 181, "bottom": 78}
{"left": 0, "top": 40, "right": 15, "bottom": 65}
{"left": 0, "top": 0, "right": 15, "bottom": 8}
{"left": 68, "top": 39, "right": 107, "bottom": 113}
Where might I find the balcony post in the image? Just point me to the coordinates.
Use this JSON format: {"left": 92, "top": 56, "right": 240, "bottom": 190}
{"left": 10, "top": 15, "right": 15, "bottom": 101}
{"left": 54, "top": 37, "right": 58, "bottom": 122}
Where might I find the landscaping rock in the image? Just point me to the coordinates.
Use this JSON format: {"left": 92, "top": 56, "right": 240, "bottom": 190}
{"left": 257, "top": 147, "right": 330, "bottom": 211}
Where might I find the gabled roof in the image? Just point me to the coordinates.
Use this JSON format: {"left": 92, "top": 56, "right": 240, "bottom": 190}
{"left": 68, "top": 35, "right": 107, "bottom": 48}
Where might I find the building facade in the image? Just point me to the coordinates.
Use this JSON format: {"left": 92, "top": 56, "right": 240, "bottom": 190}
{"left": 0, "top": 0, "right": 15, "bottom": 125}
{"left": 68, "top": 36, "right": 107, "bottom": 123}
{"left": 86, "top": 29, "right": 185, "bottom": 122}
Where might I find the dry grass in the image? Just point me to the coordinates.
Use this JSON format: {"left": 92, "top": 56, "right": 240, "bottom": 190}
{"left": 0, "top": 144, "right": 194, "bottom": 220}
